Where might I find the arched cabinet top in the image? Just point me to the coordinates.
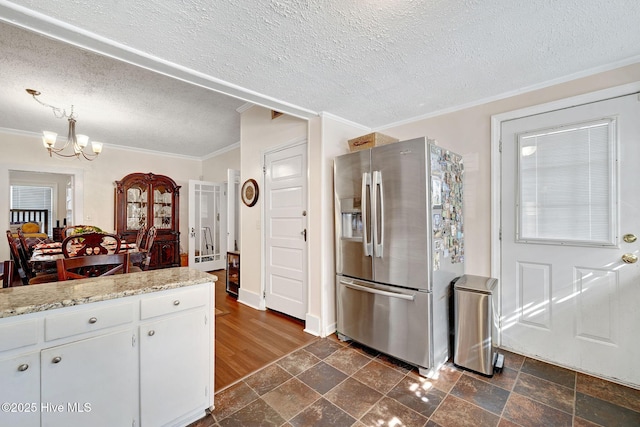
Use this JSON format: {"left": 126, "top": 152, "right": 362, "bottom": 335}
{"left": 115, "top": 172, "right": 181, "bottom": 195}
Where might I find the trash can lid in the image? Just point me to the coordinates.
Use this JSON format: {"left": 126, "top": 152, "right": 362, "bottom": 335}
{"left": 453, "top": 274, "right": 498, "bottom": 294}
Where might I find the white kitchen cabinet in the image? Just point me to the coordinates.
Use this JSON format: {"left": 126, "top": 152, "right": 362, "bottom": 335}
{"left": 0, "top": 351, "right": 40, "bottom": 427}
{"left": 140, "top": 310, "right": 210, "bottom": 426}
{"left": 41, "top": 330, "right": 137, "bottom": 427}
{"left": 0, "top": 274, "right": 215, "bottom": 427}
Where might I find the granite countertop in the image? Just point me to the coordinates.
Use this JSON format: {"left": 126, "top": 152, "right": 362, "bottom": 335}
{"left": 0, "top": 267, "right": 217, "bottom": 319}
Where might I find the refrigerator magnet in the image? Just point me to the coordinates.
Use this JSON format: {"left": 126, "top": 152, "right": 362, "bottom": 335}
{"left": 241, "top": 179, "right": 259, "bottom": 207}
{"left": 431, "top": 176, "right": 442, "bottom": 207}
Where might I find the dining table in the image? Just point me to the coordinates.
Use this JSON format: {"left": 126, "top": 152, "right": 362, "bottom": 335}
{"left": 30, "top": 241, "right": 143, "bottom": 272}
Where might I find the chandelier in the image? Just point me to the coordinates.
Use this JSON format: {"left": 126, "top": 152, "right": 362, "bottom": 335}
{"left": 26, "top": 89, "right": 103, "bottom": 160}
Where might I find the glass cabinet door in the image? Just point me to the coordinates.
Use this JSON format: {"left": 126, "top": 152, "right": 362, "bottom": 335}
{"left": 153, "top": 185, "right": 172, "bottom": 230}
{"left": 126, "top": 185, "right": 147, "bottom": 231}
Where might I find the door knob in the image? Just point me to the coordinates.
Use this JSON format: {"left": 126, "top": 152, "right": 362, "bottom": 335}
{"left": 623, "top": 234, "right": 637, "bottom": 243}
{"left": 622, "top": 253, "right": 638, "bottom": 264}
{"left": 301, "top": 229, "right": 307, "bottom": 242}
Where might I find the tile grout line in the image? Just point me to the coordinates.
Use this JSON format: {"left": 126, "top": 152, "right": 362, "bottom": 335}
{"left": 259, "top": 350, "right": 327, "bottom": 424}
{"left": 214, "top": 343, "right": 637, "bottom": 427}
{"left": 267, "top": 342, "right": 358, "bottom": 425}
{"left": 498, "top": 368, "right": 521, "bottom": 427}
{"left": 215, "top": 337, "right": 321, "bottom": 394}
{"left": 290, "top": 344, "right": 369, "bottom": 425}
{"left": 426, "top": 372, "right": 454, "bottom": 426}
{"left": 446, "top": 372, "right": 509, "bottom": 425}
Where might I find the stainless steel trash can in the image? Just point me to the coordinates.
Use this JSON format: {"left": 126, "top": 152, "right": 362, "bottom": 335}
{"left": 453, "top": 275, "right": 501, "bottom": 376}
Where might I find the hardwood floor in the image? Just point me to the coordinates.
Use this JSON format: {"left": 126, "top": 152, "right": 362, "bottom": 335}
{"left": 210, "top": 270, "right": 318, "bottom": 392}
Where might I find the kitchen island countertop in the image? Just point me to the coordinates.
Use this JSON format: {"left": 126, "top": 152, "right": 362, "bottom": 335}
{"left": 0, "top": 267, "right": 216, "bottom": 318}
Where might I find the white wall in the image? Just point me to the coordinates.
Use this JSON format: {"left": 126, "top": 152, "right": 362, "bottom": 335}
{"left": 238, "top": 106, "right": 308, "bottom": 310}
{"left": 313, "top": 114, "right": 371, "bottom": 335}
{"left": 202, "top": 146, "right": 240, "bottom": 183}
{"left": 235, "top": 109, "right": 366, "bottom": 336}
{"left": 0, "top": 131, "right": 203, "bottom": 260}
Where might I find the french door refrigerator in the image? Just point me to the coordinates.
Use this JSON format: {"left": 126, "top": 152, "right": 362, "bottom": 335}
{"left": 334, "top": 137, "right": 464, "bottom": 375}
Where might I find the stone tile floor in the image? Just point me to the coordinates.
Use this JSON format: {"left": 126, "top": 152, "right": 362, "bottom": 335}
{"left": 190, "top": 336, "right": 640, "bottom": 426}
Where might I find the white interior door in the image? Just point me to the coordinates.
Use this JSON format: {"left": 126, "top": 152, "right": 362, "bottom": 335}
{"left": 500, "top": 93, "right": 640, "bottom": 387}
{"left": 264, "top": 142, "right": 308, "bottom": 320}
{"left": 188, "top": 180, "right": 226, "bottom": 271}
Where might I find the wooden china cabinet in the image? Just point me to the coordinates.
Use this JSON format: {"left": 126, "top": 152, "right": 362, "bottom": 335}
{"left": 115, "top": 172, "right": 181, "bottom": 269}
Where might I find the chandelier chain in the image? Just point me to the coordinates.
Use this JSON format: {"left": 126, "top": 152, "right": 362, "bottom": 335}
{"left": 28, "top": 91, "right": 75, "bottom": 119}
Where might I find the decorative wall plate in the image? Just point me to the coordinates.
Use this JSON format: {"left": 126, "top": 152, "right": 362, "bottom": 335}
{"left": 241, "top": 179, "right": 259, "bottom": 207}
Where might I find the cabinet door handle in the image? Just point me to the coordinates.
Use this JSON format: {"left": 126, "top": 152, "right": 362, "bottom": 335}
{"left": 52, "top": 356, "right": 62, "bottom": 364}
{"left": 17, "top": 363, "right": 29, "bottom": 372}
{"left": 173, "top": 300, "right": 180, "bottom": 306}
{"left": 148, "top": 330, "right": 155, "bottom": 336}
{"left": 88, "top": 317, "right": 98, "bottom": 324}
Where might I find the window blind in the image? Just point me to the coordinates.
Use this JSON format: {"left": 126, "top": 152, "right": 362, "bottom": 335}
{"left": 517, "top": 119, "right": 615, "bottom": 245}
{"left": 10, "top": 185, "right": 54, "bottom": 234}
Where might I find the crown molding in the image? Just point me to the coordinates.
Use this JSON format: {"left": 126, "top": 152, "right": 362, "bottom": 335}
{"left": 0, "top": 2, "right": 318, "bottom": 122}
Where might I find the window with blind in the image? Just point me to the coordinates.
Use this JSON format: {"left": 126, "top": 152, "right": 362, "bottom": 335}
{"left": 10, "top": 185, "right": 54, "bottom": 235}
{"left": 517, "top": 118, "right": 616, "bottom": 246}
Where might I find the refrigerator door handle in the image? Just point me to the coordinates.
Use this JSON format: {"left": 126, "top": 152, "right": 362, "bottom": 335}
{"left": 372, "top": 170, "right": 384, "bottom": 258}
{"left": 361, "top": 172, "right": 372, "bottom": 256}
{"left": 339, "top": 279, "right": 415, "bottom": 301}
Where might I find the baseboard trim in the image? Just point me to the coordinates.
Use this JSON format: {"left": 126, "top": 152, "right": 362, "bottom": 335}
{"left": 323, "top": 322, "right": 337, "bottom": 338}
{"left": 304, "top": 313, "right": 321, "bottom": 336}
{"left": 237, "top": 288, "right": 265, "bottom": 310}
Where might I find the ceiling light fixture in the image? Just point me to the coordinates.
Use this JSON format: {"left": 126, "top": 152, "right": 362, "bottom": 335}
{"left": 26, "top": 89, "right": 103, "bottom": 160}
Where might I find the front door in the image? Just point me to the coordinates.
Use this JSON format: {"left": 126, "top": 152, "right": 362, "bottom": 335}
{"left": 188, "top": 180, "right": 226, "bottom": 271}
{"left": 264, "top": 142, "right": 308, "bottom": 320}
{"left": 500, "top": 93, "right": 640, "bottom": 387}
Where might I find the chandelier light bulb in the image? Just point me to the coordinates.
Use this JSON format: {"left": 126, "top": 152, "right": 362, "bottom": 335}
{"left": 42, "top": 131, "right": 57, "bottom": 148}
{"left": 92, "top": 141, "right": 103, "bottom": 154}
{"left": 76, "top": 134, "right": 89, "bottom": 148}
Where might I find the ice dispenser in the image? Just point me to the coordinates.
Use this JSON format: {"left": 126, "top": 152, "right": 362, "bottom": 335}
{"left": 340, "top": 197, "right": 363, "bottom": 239}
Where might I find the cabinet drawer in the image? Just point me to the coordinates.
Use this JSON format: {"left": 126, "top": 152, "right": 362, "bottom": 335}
{"left": 140, "top": 286, "right": 208, "bottom": 320}
{"left": 0, "top": 319, "right": 38, "bottom": 352}
{"left": 45, "top": 303, "right": 134, "bottom": 341}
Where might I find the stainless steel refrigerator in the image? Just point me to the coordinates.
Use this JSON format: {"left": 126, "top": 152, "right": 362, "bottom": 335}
{"left": 334, "top": 137, "right": 464, "bottom": 375}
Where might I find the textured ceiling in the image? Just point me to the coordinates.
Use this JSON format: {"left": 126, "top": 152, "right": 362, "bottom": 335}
{"left": 0, "top": 22, "right": 244, "bottom": 158}
{"left": 1, "top": 0, "right": 639, "bottom": 158}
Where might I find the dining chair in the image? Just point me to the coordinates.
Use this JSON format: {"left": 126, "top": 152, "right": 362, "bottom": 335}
{"left": 141, "top": 226, "right": 157, "bottom": 270}
{"left": 7, "top": 230, "right": 28, "bottom": 285}
{"left": 135, "top": 225, "right": 147, "bottom": 250}
{"left": 62, "top": 232, "right": 121, "bottom": 257}
{"left": 56, "top": 253, "right": 131, "bottom": 281}
{"left": 130, "top": 226, "right": 157, "bottom": 272}
{"left": 16, "top": 229, "right": 33, "bottom": 257}
{"left": 1, "top": 260, "right": 15, "bottom": 288}
{"left": 7, "top": 235, "right": 58, "bottom": 285}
